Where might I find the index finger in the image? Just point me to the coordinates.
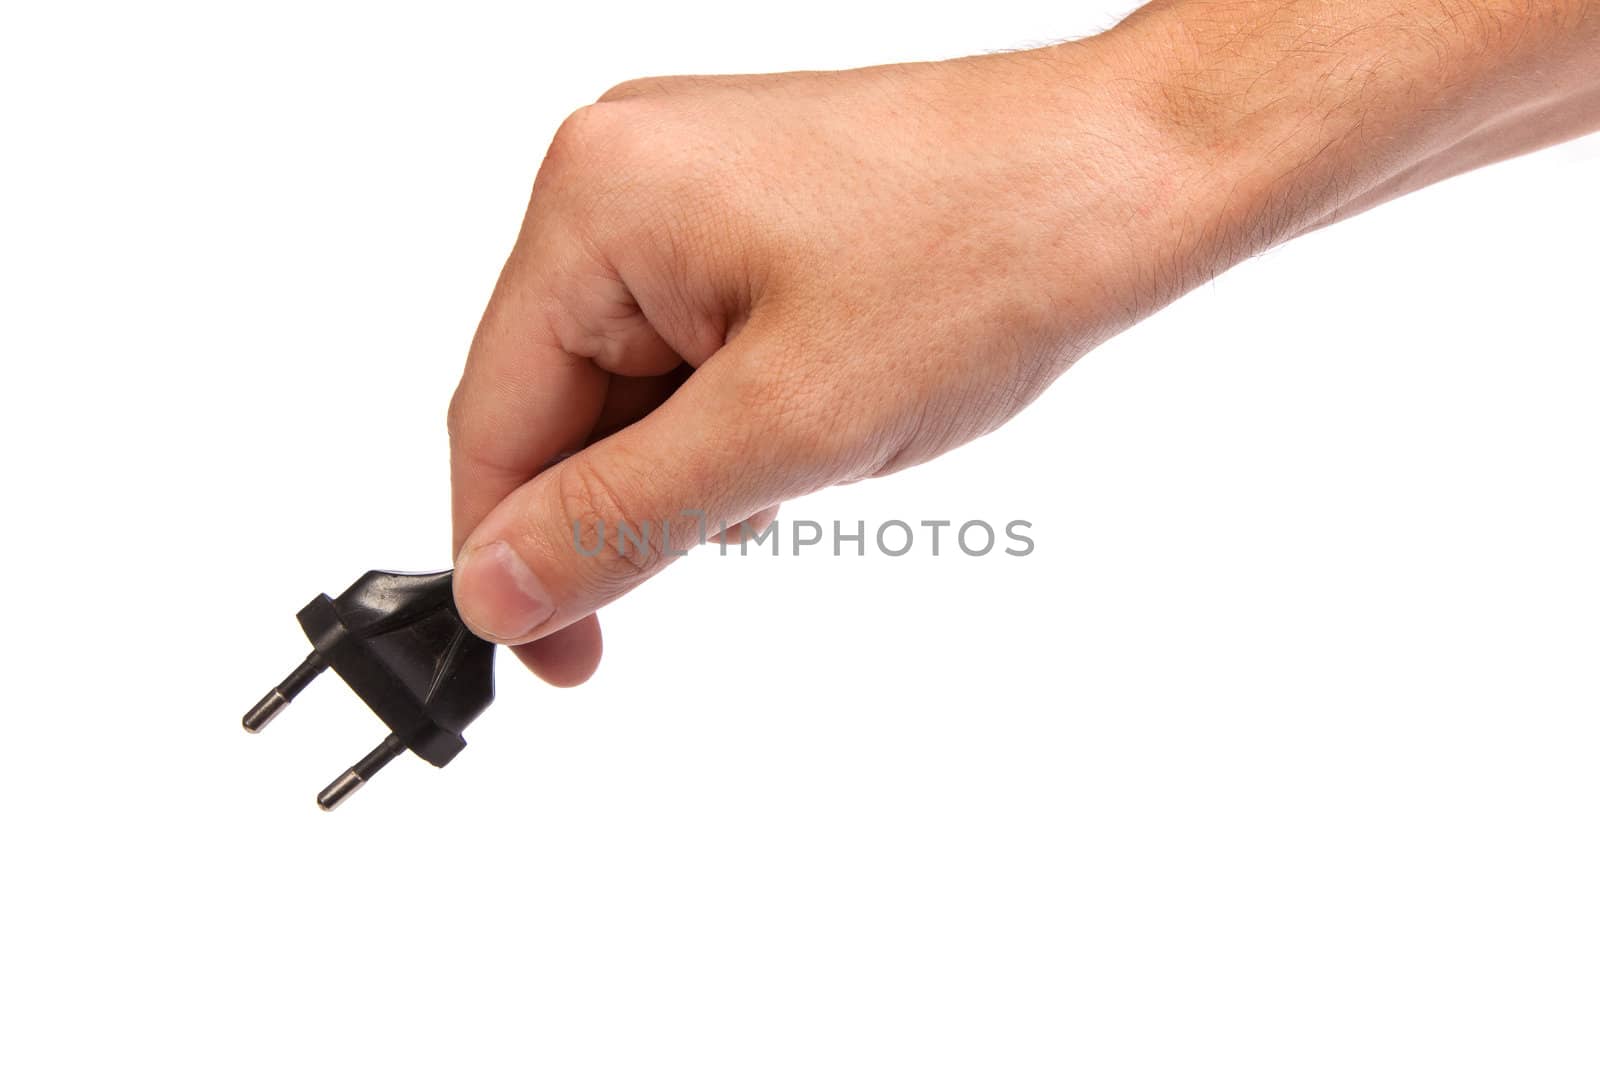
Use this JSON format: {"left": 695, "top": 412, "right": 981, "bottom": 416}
{"left": 448, "top": 242, "right": 608, "bottom": 555}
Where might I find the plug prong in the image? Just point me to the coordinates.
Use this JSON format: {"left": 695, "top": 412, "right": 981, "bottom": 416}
{"left": 243, "top": 653, "right": 325, "bottom": 733}
{"left": 316, "top": 733, "right": 407, "bottom": 811}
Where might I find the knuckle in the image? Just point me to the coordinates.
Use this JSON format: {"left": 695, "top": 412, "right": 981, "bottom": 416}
{"left": 545, "top": 103, "right": 630, "bottom": 171}
{"left": 445, "top": 381, "right": 508, "bottom": 472}
{"left": 445, "top": 382, "right": 499, "bottom": 468}
{"left": 537, "top": 104, "right": 646, "bottom": 228}
{"left": 544, "top": 100, "right": 740, "bottom": 252}
{"left": 554, "top": 457, "right": 661, "bottom": 589}
{"left": 541, "top": 102, "right": 670, "bottom": 219}
{"left": 598, "top": 76, "right": 676, "bottom": 102}
{"left": 444, "top": 383, "right": 469, "bottom": 444}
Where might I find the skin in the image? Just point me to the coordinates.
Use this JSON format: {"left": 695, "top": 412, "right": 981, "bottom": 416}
{"left": 448, "top": 0, "right": 1600, "bottom": 686}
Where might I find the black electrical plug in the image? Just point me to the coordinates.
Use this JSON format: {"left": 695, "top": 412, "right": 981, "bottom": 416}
{"left": 244, "top": 570, "right": 496, "bottom": 809}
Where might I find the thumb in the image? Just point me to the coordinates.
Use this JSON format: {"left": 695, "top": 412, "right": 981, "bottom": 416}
{"left": 451, "top": 344, "right": 803, "bottom": 645}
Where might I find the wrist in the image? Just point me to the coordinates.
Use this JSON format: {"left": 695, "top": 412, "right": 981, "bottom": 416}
{"left": 1083, "top": 0, "right": 1600, "bottom": 267}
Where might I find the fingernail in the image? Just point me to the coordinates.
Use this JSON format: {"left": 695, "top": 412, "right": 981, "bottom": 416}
{"left": 454, "top": 540, "right": 555, "bottom": 643}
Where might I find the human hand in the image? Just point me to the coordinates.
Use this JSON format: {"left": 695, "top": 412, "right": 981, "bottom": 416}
{"left": 449, "top": 0, "right": 1600, "bottom": 685}
{"left": 447, "top": 41, "right": 1187, "bottom": 684}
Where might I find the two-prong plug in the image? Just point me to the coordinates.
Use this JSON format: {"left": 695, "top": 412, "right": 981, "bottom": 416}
{"left": 244, "top": 570, "right": 496, "bottom": 810}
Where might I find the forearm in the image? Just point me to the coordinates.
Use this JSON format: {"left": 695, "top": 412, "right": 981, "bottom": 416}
{"left": 1091, "top": 0, "right": 1600, "bottom": 261}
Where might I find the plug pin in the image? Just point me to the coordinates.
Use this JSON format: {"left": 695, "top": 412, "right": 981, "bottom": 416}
{"left": 243, "top": 653, "right": 325, "bottom": 732}
{"left": 317, "top": 732, "right": 407, "bottom": 811}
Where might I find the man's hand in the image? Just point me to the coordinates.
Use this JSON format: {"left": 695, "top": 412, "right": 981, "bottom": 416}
{"left": 448, "top": 0, "right": 1600, "bottom": 685}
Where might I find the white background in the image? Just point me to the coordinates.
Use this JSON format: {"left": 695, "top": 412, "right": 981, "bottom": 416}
{"left": 3, "top": 2, "right": 1597, "bottom": 1064}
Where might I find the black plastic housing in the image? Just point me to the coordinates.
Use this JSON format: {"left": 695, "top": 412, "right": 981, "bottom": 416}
{"left": 298, "top": 570, "right": 495, "bottom": 765}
